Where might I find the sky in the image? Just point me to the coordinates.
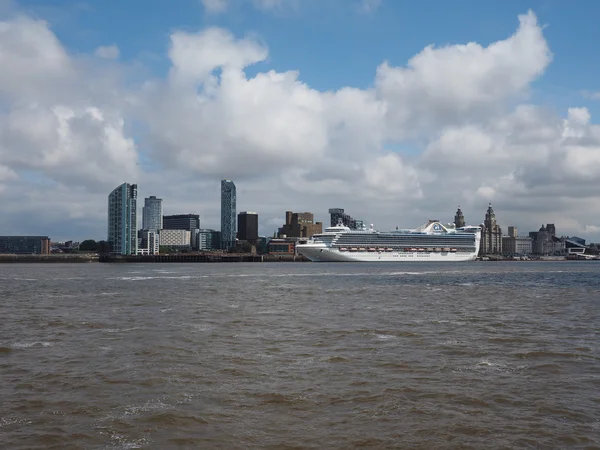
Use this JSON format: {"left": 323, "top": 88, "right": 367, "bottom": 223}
{"left": 1, "top": 0, "right": 600, "bottom": 242}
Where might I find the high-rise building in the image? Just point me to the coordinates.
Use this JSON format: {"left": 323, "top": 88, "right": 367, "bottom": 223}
{"left": 142, "top": 196, "right": 163, "bottom": 232}
{"left": 278, "top": 211, "right": 322, "bottom": 238}
{"left": 221, "top": 179, "right": 236, "bottom": 250}
{"left": 328, "top": 208, "right": 362, "bottom": 229}
{"left": 163, "top": 214, "right": 200, "bottom": 249}
{"left": 507, "top": 226, "right": 518, "bottom": 238}
{"left": 162, "top": 214, "right": 200, "bottom": 231}
{"left": 238, "top": 212, "right": 259, "bottom": 244}
{"left": 108, "top": 183, "right": 138, "bottom": 255}
{"left": 454, "top": 206, "right": 465, "bottom": 228}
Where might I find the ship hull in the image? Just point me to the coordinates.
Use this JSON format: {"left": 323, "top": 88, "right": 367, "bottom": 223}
{"left": 297, "top": 245, "right": 478, "bottom": 262}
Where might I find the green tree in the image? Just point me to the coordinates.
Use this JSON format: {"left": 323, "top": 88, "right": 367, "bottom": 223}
{"left": 79, "top": 239, "right": 98, "bottom": 252}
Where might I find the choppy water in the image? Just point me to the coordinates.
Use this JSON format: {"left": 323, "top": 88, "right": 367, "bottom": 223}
{"left": 1, "top": 262, "right": 599, "bottom": 449}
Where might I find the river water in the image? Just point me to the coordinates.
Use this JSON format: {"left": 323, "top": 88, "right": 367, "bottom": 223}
{"left": 1, "top": 262, "right": 599, "bottom": 449}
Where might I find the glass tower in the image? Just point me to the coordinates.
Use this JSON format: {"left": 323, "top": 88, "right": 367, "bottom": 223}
{"left": 220, "top": 179, "right": 236, "bottom": 250}
{"left": 108, "top": 183, "right": 138, "bottom": 255}
{"left": 142, "top": 196, "right": 163, "bottom": 232}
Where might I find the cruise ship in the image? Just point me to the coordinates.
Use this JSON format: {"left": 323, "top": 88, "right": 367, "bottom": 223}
{"left": 295, "top": 220, "right": 481, "bottom": 262}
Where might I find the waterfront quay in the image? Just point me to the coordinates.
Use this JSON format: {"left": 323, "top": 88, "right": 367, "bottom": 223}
{"left": 99, "top": 253, "right": 309, "bottom": 263}
{"left": 0, "top": 253, "right": 308, "bottom": 263}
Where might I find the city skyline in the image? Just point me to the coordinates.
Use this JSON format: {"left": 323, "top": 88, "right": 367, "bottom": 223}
{"left": 2, "top": 1, "right": 600, "bottom": 241}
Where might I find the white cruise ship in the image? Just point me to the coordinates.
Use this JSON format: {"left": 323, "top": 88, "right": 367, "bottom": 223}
{"left": 296, "top": 220, "right": 481, "bottom": 262}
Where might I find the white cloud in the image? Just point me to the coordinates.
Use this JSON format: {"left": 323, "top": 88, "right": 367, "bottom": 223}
{"left": 376, "top": 10, "right": 551, "bottom": 139}
{"left": 94, "top": 44, "right": 119, "bottom": 59}
{"left": 201, "top": 0, "right": 227, "bottom": 14}
{"left": 3, "top": 9, "right": 600, "bottom": 242}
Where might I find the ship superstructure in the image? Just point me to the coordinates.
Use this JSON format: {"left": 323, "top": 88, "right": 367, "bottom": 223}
{"left": 295, "top": 220, "right": 481, "bottom": 262}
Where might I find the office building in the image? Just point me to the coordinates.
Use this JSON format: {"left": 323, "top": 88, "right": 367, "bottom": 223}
{"left": 507, "top": 226, "right": 518, "bottom": 238}
{"left": 0, "top": 236, "right": 50, "bottom": 254}
{"left": 197, "top": 229, "right": 221, "bottom": 250}
{"left": 502, "top": 236, "right": 533, "bottom": 255}
{"left": 163, "top": 214, "right": 200, "bottom": 248}
{"left": 142, "top": 196, "right": 163, "bottom": 232}
{"left": 221, "top": 179, "right": 236, "bottom": 250}
{"left": 328, "top": 208, "right": 362, "bottom": 229}
{"left": 108, "top": 183, "right": 138, "bottom": 255}
{"left": 238, "top": 212, "right": 259, "bottom": 244}
{"left": 137, "top": 230, "right": 159, "bottom": 255}
{"left": 159, "top": 229, "right": 191, "bottom": 248}
{"left": 278, "top": 211, "right": 322, "bottom": 238}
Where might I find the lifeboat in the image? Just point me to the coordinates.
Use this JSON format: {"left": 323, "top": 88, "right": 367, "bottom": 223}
{"left": 339, "top": 247, "right": 348, "bottom": 252}
{"left": 435, "top": 248, "right": 442, "bottom": 252}
{"left": 367, "top": 247, "right": 376, "bottom": 252}
{"left": 410, "top": 248, "right": 417, "bottom": 252}
{"left": 386, "top": 248, "right": 394, "bottom": 252}
{"left": 350, "top": 248, "right": 358, "bottom": 252}
{"left": 442, "top": 248, "right": 450, "bottom": 252}
{"left": 417, "top": 248, "right": 425, "bottom": 252}
{"left": 358, "top": 248, "right": 366, "bottom": 252}
{"left": 450, "top": 248, "right": 457, "bottom": 252}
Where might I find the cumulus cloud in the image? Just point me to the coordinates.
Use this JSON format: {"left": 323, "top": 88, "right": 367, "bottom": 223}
{"left": 376, "top": 11, "right": 551, "bottom": 139}
{"left": 0, "top": 16, "right": 138, "bottom": 186}
{"left": 2, "top": 8, "right": 600, "bottom": 241}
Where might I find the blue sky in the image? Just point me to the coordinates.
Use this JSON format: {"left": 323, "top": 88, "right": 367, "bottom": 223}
{"left": 18, "top": 0, "right": 599, "bottom": 106}
{"left": 2, "top": 0, "right": 600, "bottom": 241}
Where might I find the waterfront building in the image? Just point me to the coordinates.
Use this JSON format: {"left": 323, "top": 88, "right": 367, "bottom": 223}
{"left": 163, "top": 214, "right": 200, "bottom": 249}
{"left": 532, "top": 224, "right": 563, "bottom": 255}
{"left": 238, "top": 212, "right": 259, "bottom": 244}
{"left": 328, "top": 208, "right": 362, "bottom": 229}
{"left": 278, "top": 211, "right": 322, "bottom": 238}
{"left": 267, "top": 238, "right": 296, "bottom": 255}
{"left": 480, "top": 203, "right": 502, "bottom": 255}
{"left": 108, "top": 183, "right": 138, "bottom": 255}
{"left": 159, "top": 229, "right": 191, "bottom": 249}
{"left": 0, "top": 236, "right": 50, "bottom": 254}
{"left": 221, "top": 179, "right": 236, "bottom": 250}
{"left": 507, "top": 226, "right": 518, "bottom": 238}
{"left": 502, "top": 236, "right": 533, "bottom": 255}
{"left": 197, "top": 229, "right": 221, "bottom": 250}
{"left": 137, "top": 230, "right": 159, "bottom": 255}
{"left": 454, "top": 206, "right": 465, "bottom": 228}
{"left": 142, "top": 196, "right": 163, "bottom": 232}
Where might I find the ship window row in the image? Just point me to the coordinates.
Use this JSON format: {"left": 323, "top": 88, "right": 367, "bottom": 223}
{"left": 334, "top": 238, "right": 475, "bottom": 246}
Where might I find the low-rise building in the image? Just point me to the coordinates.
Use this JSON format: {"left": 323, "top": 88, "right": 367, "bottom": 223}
{"left": 0, "top": 236, "right": 51, "bottom": 254}
{"left": 267, "top": 238, "right": 295, "bottom": 255}
{"left": 502, "top": 236, "right": 533, "bottom": 255}
{"left": 197, "top": 229, "right": 221, "bottom": 250}
{"left": 159, "top": 229, "right": 191, "bottom": 249}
